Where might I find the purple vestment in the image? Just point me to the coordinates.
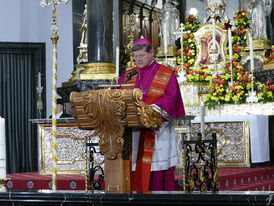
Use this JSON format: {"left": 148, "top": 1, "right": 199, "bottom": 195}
{"left": 119, "top": 60, "right": 185, "bottom": 191}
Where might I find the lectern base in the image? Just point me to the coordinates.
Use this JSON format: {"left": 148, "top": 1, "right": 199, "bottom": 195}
{"left": 104, "top": 154, "right": 130, "bottom": 193}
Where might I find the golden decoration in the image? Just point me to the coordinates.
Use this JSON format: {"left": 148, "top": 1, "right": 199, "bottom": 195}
{"left": 77, "top": 63, "right": 116, "bottom": 80}
{"left": 191, "top": 121, "right": 250, "bottom": 167}
{"left": 124, "top": 13, "right": 137, "bottom": 70}
{"left": 39, "top": 123, "right": 93, "bottom": 175}
{"left": 70, "top": 88, "right": 162, "bottom": 160}
{"left": 194, "top": 23, "right": 227, "bottom": 71}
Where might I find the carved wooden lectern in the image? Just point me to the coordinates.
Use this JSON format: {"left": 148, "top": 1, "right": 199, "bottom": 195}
{"left": 70, "top": 88, "right": 162, "bottom": 193}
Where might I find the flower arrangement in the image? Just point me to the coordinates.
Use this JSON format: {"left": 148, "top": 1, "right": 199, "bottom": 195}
{"left": 264, "top": 45, "right": 274, "bottom": 65}
{"left": 257, "top": 80, "right": 274, "bottom": 103}
{"left": 232, "top": 10, "right": 249, "bottom": 46}
{"left": 205, "top": 10, "right": 250, "bottom": 108}
{"left": 175, "top": 11, "right": 274, "bottom": 108}
{"left": 205, "top": 10, "right": 274, "bottom": 108}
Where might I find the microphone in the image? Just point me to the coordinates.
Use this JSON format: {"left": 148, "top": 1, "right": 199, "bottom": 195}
{"left": 124, "top": 70, "right": 137, "bottom": 83}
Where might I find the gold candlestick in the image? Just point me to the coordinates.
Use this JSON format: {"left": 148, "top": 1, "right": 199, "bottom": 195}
{"left": 124, "top": 13, "right": 138, "bottom": 70}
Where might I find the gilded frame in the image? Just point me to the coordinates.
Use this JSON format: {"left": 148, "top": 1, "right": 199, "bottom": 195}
{"left": 194, "top": 24, "right": 227, "bottom": 71}
{"left": 176, "top": 121, "right": 250, "bottom": 168}
{"left": 38, "top": 123, "right": 95, "bottom": 175}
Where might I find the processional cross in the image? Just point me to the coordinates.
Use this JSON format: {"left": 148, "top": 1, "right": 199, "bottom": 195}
{"left": 173, "top": 23, "right": 188, "bottom": 83}
{"left": 40, "top": 0, "right": 69, "bottom": 192}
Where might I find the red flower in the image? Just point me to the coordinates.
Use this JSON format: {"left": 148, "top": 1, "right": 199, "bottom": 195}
{"left": 219, "top": 79, "right": 225, "bottom": 84}
{"left": 244, "top": 72, "right": 250, "bottom": 77}
{"left": 239, "top": 76, "right": 244, "bottom": 82}
{"left": 187, "top": 52, "right": 192, "bottom": 57}
{"left": 214, "top": 83, "right": 220, "bottom": 88}
{"left": 188, "top": 70, "right": 194, "bottom": 75}
{"left": 247, "top": 78, "right": 252, "bottom": 83}
{"left": 233, "top": 82, "right": 239, "bottom": 87}
{"left": 226, "top": 63, "right": 230, "bottom": 68}
{"left": 237, "top": 68, "right": 243, "bottom": 73}
{"left": 184, "top": 63, "right": 190, "bottom": 68}
{"left": 212, "top": 77, "right": 217, "bottom": 83}
{"left": 268, "top": 85, "right": 274, "bottom": 91}
{"left": 177, "top": 51, "right": 181, "bottom": 56}
{"left": 203, "top": 73, "right": 209, "bottom": 78}
{"left": 266, "top": 80, "right": 272, "bottom": 85}
{"left": 234, "top": 48, "right": 241, "bottom": 53}
{"left": 236, "top": 89, "right": 241, "bottom": 93}
{"left": 258, "top": 89, "right": 262, "bottom": 93}
{"left": 233, "top": 63, "right": 239, "bottom": 68}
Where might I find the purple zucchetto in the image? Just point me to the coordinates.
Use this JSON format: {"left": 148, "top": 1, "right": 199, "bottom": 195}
{"left": 133, "top": 37, "right": 152, "bottom": 46}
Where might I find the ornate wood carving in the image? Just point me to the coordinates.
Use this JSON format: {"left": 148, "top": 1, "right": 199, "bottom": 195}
{"left": 70, "top": 88, "right": 162, "bottom": 160}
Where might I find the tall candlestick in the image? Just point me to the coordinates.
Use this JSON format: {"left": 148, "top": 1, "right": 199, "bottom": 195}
{"left": 0, "top": 117, "right": 6, "bottom": 179}
{"left": 200, "top": 101, "right": 205, "bottom": 139}
{"left": 246, "top": 33, "right": 258, "bottom": 103}
{"left": 115, "top": 47, "right": 119, "bottom": 79}
{"left": 212, "top": 17, "right": 216, "bottom": 52}
{"left": 38, "top": 72, "right": 42, "bottom": 88}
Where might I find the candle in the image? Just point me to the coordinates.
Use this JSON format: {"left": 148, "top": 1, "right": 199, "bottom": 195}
{"left": 212, "top": 17, "right": 216, "bottom": 52}
{"left": 164, "top": 25, "right": 168, "bottom": 56}
{"left": 228, "top": 28, "right": 233, "bottom": 83}
{"left": 228, "top": 28, "right": 233, "bottom": 61}
{"left": 249, "top": 35, "right": 254, "bottom": 71}
{"left": 200, "top": 101, "right": 205, "bottom": 139}
{"left": 38, "top": 72, "right": 42, "bottom": 88}
{"left": 181, "top": 36, "right": 184, "bottom": 65}
{"left": 115, "top": 47, "right": 119, "bottom": 79}
{"left": 0, "top": 117, "right": 6, "bottom": 179}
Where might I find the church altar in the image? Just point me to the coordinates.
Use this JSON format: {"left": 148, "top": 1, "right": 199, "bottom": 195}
{"left": 180, "top": 83, "right": 274, "bottom": 117}
{"left": 192, "top": 115, "right": 269, "bottom": 166}
{"left": 184, "top": 101, "right": 274, "bottom": 117}
{"left": 31, "top": 118, "right": 100, "bottom": 175}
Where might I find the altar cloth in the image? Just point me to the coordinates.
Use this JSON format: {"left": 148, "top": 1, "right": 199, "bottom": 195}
{"left": 192, "top": 115, "right": 269, "bottom": 164}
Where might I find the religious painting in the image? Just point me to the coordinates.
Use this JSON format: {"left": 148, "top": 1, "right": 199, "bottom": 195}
{"left": 194, "top": 24, "right": 227, "bottom": 70}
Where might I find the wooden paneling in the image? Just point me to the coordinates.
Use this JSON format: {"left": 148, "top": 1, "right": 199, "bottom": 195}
{"left": 120, "top": 0, "right": 160, "bottom": 50}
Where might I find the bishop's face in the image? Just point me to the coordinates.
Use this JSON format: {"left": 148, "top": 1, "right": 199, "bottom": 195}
{"left": 133, "top": 48, "right": 154, "bottom": 68}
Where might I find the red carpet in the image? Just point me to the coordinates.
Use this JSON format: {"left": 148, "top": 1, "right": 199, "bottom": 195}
{"left": 6, "top": 166, "right": 274, "bottom": 191}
